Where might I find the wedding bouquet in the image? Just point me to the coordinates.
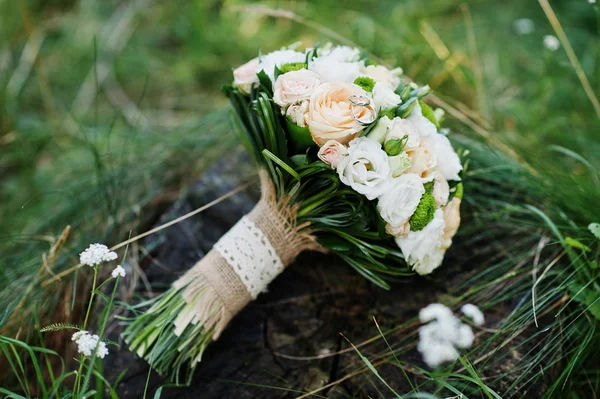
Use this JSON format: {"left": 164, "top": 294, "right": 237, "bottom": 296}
{"left": 123, "top": 43, "right": 465, "bottom": 383}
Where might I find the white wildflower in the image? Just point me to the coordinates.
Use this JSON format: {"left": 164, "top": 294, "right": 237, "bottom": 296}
{"left": 461, "top": 303, "right": 485, "bottom": 326}
{"left": 72, "top": 331, "right": 109, "bottom": 359}
{"left": 79, "top": 243, "right": 117, "bottom": 267}
{"left": 513, "top": 18, "right": 535, "bottom": 35}
{"left": 418, "top": 303, "right": 482, "bottom": 368}
{"left": 544, "top": 35, "right": 560, "bottom": 51}
{"left": 589, "top": 0, "right": 596, "bottom": 4}
{"left": 112, "top": 265, "right": 126, "bottom": 278}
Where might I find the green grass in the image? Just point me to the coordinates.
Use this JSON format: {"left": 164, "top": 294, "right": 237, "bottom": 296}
{"left": 1, "top": 0, "right": 599, "bottom": 397}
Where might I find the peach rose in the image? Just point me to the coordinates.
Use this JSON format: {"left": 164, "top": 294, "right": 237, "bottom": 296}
{"left": 273, "top": 69, "right": 321, "bottom": 108}
{"left": 317, "top": 140, "right": 348, "bottom": 168}
{"left": 361, "top": 65, "right": 401, "bottom": 89}
{"left": 386, "top": 221, "right": 410, "bottom": 237}
{"left": 307, "top": 83, "right": 370, "bottom": 146}
{"left": 405, "top": 139, "right": 437, "bottom": 178}
{"left": 233, "top": 58, "right": 259, "bottom": 94}
{"left": 441, "top": 197, "right": 461, "bottom": 250}
{"left": 286, "top": 100, "right": 310, "bottom": 127}
{"left": 429, "top": 171, "right": 450, "bottom": 206}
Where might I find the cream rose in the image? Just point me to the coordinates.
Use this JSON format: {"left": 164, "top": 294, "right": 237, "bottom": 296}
{"left": 377, "top": 173, "right": 424, "bottom": 229}
{"left": 286, "top": 100, "right": 309, "bottom": 127}
{"left": 318, "top": 140, "right": 348, "bottom": 168}
{"left": 273, "top": 69, "right": 321, "bottom": 108}
{"left": 441, "top": 197, "right": 461, "bottom": 250}
{"left": 307, "top": 83, "right": 370, "bottom": 146}
{"left": 233, "top": 57, "right": 259, "bottom": 94}
{"left": 361, "top": 65, "right": 401, "bottom": 89}
{"left": 337, "top": 137, "right": 391, "bottom": 200}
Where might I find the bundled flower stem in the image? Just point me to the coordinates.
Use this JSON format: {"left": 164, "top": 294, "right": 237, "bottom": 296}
{"left": 123, "top": 43, "right": 464, "bottom": 383}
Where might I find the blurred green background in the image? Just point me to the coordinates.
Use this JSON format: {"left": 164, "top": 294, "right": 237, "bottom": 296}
{"left": 1, "top": 0, "right": 599, "bottom": 397}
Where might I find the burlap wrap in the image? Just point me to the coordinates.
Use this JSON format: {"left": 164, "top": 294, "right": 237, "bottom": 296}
{"left": 172, "top": 171, "right": 321, "bottom": 339}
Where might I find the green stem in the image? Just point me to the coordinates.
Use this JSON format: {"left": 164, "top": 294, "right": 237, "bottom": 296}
{"left": 74, "top": 265, "right": 98, "bottom": 395}
{"left": 83, "top": 265, "right": 99, "bottom": 330}
{"left": 79, "top": 272, "right": 122, "bottom": 397}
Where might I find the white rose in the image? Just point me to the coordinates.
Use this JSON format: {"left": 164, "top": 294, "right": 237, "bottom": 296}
{"left": 308, "top": 45, "right": 362, "bottom": 83}
{"left": 318, "top": 140, "right": 348, "bottom": 168}
{"left": 309, "top": 59, "right": 362, "bottom": 83}
{"left": 407, "top": 102, "right": 438, "bottom": 138}
{"left": 406, "top": 139, "right": 437, "bottom": 178}
{"left": 318, "top": 45, "right": 361, "bottom": 62}
{"left": 361, "top": 65, "right": 401, "bottom": 89}
{"left": 372, "top": 82, "right": 402, "bottom": 111}
{"left": 258, "top": 50, "right": 306, "bottom": 82}
{"left": 384, "top": 118, "right": 420, "bottom": 151}
{"left": 337, "top": 137, "right": 391, "bottom": 200}
{"left": 395, "top": 209, "right": 446, "bottom": 275}
{"left": 441, "top": 197, "right": 461, "bottom": 250}
{"left": 273, "top": 69, "right": 321, "bottom": 107}
{"left": 377, "top": 173, "right": 424, "bottom": 229}
{"left": 307, "top": 82, "right": 369, "bottom": 146}
{"left": 233, "top": 57, "right": 259, "bottom": 94}
{"left": 286, "top": 100, "right": 309, "bottom": 127}
{"left": 429, "top": 133, "right": 463, "bottom": 181}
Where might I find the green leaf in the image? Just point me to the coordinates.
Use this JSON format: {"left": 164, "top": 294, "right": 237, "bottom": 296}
{"left": 290, "top": 154, "right": 309, "bottom": 167}
{"left": 286, "top": 118, "right": 315, "bottom": 153}
{"left": 588, "top": 223, "right": 600, "bottom": 240}
{"left": 262, "top": 149, "right": 301, "bottom": 181}
{"left": 256, "top": 69, "right": 273, "bottom": 95}
{"left": 568, "top": 283, "right": 600, "bottom": 320}
{"left": 319, "top": 235, "right": 353, "bottom": 252}
{"left": 419, "top": 100, "right": 440, "bottom": 129}
{"left": 396, "top": 98, "right": 417, "bottom": 118}
{"left": 398, "top": 85, "right": 412, "bottom": 101}
{"left": 564, "top": 237, "right": 591, "bottom": 252}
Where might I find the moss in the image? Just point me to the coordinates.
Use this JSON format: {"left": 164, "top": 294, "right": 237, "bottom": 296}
{"left": 409, "top": 191, "right": 436, "bottom": 231}
{"left": 279, "top": 62, "right": 308, "bottom": 73}
{"left": 353, "top": 76, "right": 376, "bottom": 92}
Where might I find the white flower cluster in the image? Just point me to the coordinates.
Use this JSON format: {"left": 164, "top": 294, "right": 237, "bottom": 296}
{"left": 112, "top": 265, "right": 126, "bottom": 278}
{"left": 232, "top": 44, "right": 464, "bottom": 275}
{"left": 71, "top": 330, "right": 109, "bottom": 359}
{"left": 418, "top": 303, "right": 484, "bottom": 368}
{"left": 79, "top": 243, "right": 118, "bottom": 267}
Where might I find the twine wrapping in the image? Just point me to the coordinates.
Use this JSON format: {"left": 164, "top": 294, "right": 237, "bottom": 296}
{"left": 172, "top": 171, "right": 321, "bottom": 339}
